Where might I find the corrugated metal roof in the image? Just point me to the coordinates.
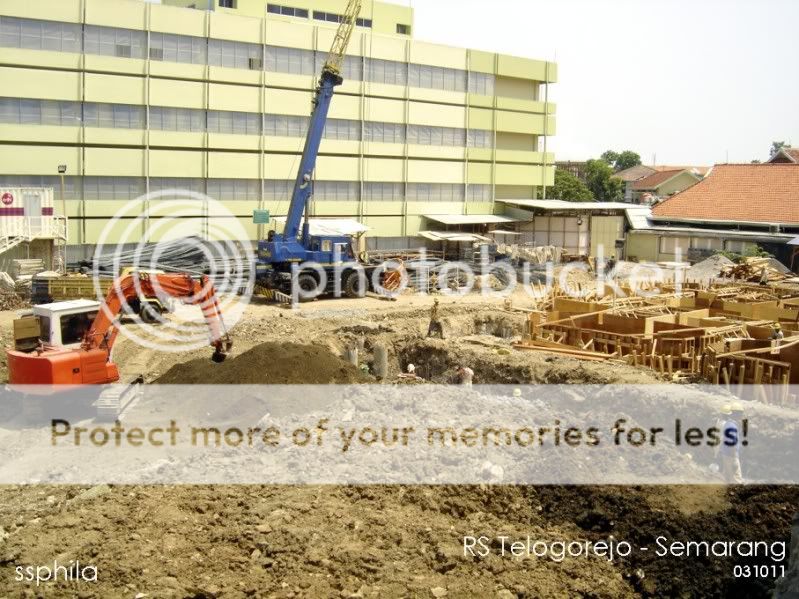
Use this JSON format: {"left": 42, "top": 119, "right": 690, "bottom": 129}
{"left": 625, "top": 207, "right": 654, "bottom": 230}
{"left": 418, "top": 231, "right": 492, "bottom": 242}
{"left": 497, "top": 199, "right": 634, "bottom": 210}
{"left": 272, "top": 218, "right": 369, "bottom": 236}
{"left": 423, "top": 214, "right": 518, "bottom": 225}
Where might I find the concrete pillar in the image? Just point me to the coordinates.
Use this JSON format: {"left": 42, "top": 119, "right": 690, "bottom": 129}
{"left": 373, "top": 345, "right": 388, "bottom": 379}
{"left": 345, "top": 347, "right": 358, "bottom": 367}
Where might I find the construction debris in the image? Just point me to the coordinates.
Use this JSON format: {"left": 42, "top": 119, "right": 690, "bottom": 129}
{"left": 720, "top": 256, "right": 792, "bottom": 283}
{"left": 10, "top": 258, "right": 44, "bottom": 280}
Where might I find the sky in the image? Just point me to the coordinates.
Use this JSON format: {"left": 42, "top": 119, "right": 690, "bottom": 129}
{"left": 400, "top": 0, "right": 799, "bottom": 166}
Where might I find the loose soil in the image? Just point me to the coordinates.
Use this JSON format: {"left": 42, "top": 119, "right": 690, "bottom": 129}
{"left": 0, "top": 293, "right": 796, "bottom": 597}
{"left": 156, "top": 342, "right": 372, "bottom": 385}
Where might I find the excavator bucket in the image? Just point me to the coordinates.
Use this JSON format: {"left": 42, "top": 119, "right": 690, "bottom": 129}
{"left": 211, "top": 338, "right": 233, "bottom": 363}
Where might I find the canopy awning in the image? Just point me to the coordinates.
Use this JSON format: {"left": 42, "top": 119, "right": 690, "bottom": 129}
{"left": 272, "top": 217, "right": 369, "bottom": 236}
{"left": 423, "top": 214, "right": 519, "bottom": 225}
{"left": 418, "top": 230, "right": 492, "bottom": 242}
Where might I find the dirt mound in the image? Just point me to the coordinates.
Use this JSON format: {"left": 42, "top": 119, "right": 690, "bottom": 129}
{"left": 686, "top": 254, "right": 734, "bottom": 282}
{"left": 156, "top": 342, "right": 372, "bottom": 384}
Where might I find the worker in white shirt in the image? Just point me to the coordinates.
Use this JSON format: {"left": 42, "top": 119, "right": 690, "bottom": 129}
{"left": 456, "top": 365, "right": 474, "bottom": 386}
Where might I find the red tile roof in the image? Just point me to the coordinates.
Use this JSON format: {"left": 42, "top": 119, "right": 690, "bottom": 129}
{"left": 651, "top": 164, "right": 799, "bottom": 224}
{"left": 631, "top": 169, "right": 685, "bottom": 190}
{"left": 785, "top": 148, "right": 799, "bottom": 163}
{"left": 767, "top": 148, "right": 799, "bottom": 163}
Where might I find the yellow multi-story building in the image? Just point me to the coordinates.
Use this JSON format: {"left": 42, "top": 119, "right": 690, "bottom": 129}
{"left": 0, "top": 0, "right": 556, "bottom": 257}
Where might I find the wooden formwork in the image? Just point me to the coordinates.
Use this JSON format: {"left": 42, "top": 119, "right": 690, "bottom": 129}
{"left": 702, "top": 353, "right": 793, "bottom": 407}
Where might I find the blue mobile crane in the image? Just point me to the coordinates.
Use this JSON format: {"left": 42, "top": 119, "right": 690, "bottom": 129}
{"left": 256, "top": 0, "right": 380, "bottom": 299}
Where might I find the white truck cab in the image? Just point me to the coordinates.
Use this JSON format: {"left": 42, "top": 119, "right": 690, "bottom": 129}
{"left": 15, "top": 299, "right": 100, "bottom": 351}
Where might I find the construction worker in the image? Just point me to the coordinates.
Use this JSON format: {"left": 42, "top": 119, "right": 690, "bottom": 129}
{"left": 427, "top": 298, "right": 444, "bottom": 339}
{"left": 771, "top": 323, "right": 785, "bottom": 341}
{"left": 456, "top": 365, "right": 474, "bottom": 386}
{"left": 718, "top": 403, "right": 744, "bottom": 484}
{"left": 759, "top": 266, "right": 769, "bottom": 286}
{"left": 605, "top": 255, "right": 617, "bottom": 278}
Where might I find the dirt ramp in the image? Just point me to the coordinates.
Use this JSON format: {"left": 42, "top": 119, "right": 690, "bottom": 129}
{"left": 156, "top": 342, "right": 372, "bottom": 384}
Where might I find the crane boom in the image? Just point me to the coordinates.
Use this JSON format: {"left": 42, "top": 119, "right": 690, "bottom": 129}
{"left": 324, "top": 0, "right": 361, "bottom": 76}
{"left": 280, "top": 0, "right": 362, "bottom": 242}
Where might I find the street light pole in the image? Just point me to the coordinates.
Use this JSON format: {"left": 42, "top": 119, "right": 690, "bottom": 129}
{"left": 57, "top": 164, "right": 67, "bottom": 273}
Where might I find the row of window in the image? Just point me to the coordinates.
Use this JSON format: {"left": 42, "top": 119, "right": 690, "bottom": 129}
{"left": 0, "top": 98, "right": 495, "bottom": 148}
{"left": 266, "top": 4, "right": 309, "bottom": 18}
{"left": 0, "top": 16, "right": 498, "bottom": 95}
{"left": 265, "top": 4, "right": 374, "bottom": 28}
{"left": 311, "top": 11, "right": 373, "bottom": 29}
{"left": 0, "top": 176, "right": 493, "bottom": 203}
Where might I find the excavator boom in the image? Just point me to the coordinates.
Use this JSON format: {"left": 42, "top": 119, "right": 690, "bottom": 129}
{"left": 6, "top": 272, "right": 232, "bottom": 385}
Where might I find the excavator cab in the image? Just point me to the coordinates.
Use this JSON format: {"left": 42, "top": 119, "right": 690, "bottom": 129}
{"left": 12, "top": 300, "right": 101, "bottom": 352}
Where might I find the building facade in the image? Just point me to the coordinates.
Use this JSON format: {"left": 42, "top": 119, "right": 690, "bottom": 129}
{"left": 0, "top": 0, "right": 556, "bottom": 258}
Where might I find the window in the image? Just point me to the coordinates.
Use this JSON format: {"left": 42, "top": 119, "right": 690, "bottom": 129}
{"left": 0, "top": 175, "right": 79, "bottom": 200}
{"left": 263, "top": 180, "right": 294, "bottom": 200}
{"left": 263, "top": 114, "right": 309, "bottom": 138}
{"left": 0, "top": 16, "right": 81, "bottom": 53}
{"left": 396, "top": 24, "right": 410, "bottom": 35}
{"left": 83, "top": 25, "right": 146, "bottom": 59}
{"left": 149, "top": 177, "right": 204, "bottom": 199}
{"left": 364, "top": 121, "right": 406, "bottom": 144}
{"left": 407, "top": 183, "right": 464, "bottom": 202}
{"left": 408, "top": 63, "right": 467, "bottom": 92}
{"left": 266, "top": 45, "right": 316, "bottom": 75}
{"left": 467, "top": 129, "right": 493, "bottom": 148}
{"left": 149, "top": 106, "right": 205, "bottom": 132}
{"left": 408, "top": 124, "right": 467, "bottom": 147}
{"left": 659, "top": 236, "right": 690, "bottom": 255}
{"left": 207, "top": 179, "right": 260, "bottom": 201}
{"left": 209, "top": 39, "right": 261, "bottom": 70}
{"left": 83, "top": 103, "right": 145, "bottom": 129}
{"left": 313, "top": 181, "right": 358, "bottom": 201}
{"left": 313, "top": 11, "right": 342, "bottom": 23}
{"left": 323, "top": 118, "right": 360, "bottom": 141}
{"left": 467, "top": 185, "right": 492, "bottom": 202}
{"left": 149, "top": 32, "right": 206, "bottom": 65}
{"left": 365, "top": 58, "right": 407, "bottom": 86}
{"left": 468, "top": 72, "right": 495, "bottom": 96}
{"left": 364, "top": 182, "right": 403, "bottom": 202}
{"left": 61, "top": 312, "right": 96, "bottom": 346}
{"left": 267, "top": 4, "right": 309, "bottom": 18}
{"left": 0, "top": 98, "right": 80, "bottom": 127}
{"left": 219, "top": 0, "right": 236, "bottom": 8}
{"left": 208, "top": 110, "right": 261, "bottom": 135}
{"left": 82, "top": 177, "right": 146, "bottom": 200}
{"left": 356, "top": 18, "right": 372, "bottom": 28}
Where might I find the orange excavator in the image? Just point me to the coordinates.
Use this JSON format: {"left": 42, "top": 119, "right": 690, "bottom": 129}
{"left": 7, "top": 272, "right": 233, "bottom": 386}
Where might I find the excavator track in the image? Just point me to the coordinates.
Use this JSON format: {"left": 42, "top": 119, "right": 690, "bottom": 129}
{"left": 94, "top": 376, "right": 144, "bottom": 422}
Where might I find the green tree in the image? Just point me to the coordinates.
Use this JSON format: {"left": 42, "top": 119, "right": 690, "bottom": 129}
{"left": 600, "top": 150, "right": 620, "bottom": 166}
{"left": 585, "top": 159, "right": 624, "bottom": 202}
{"left": 600, "top": 149, "right": 642, "bottom": 171}
{"left": 551, "top": 169, "right": 594, "bottom": 202}
{"left": 614, "top": 150, "right": 642, "bottom": 171}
